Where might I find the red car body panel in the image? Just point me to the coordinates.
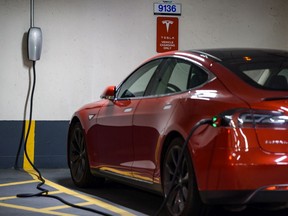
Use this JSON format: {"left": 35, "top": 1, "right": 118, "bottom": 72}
{"left": 91, "top": 99, "right": 140, "bottom": 173}
{"left": 69, "top": 49, "right": 288, "bottom": 205}
{"left": 132, "top": 95, "right": 179, "bottom": 182}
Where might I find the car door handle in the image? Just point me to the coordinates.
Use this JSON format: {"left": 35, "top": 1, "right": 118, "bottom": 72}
{"left": 163, "top": 104, "right": 172, "bottom": 110}
{"left": 124, "top": 107, "right": 133, "bottom": 113}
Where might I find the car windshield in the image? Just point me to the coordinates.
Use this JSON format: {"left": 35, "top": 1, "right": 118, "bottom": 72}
{"left": 206, "top": 49, "right": 288, "bottom": 91}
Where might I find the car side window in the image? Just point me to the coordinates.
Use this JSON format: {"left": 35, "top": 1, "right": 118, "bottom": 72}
{"left": 116, "top": 59, "right": 162, "bottom": 99}
{"left": 154, "top": 58, "right": 208, "bottom": 95}
{"left": 279, "top": 69, "right": 288, "bottom": 81}
{"left": 167, "top": 62, "right": 191, "bottom": 92}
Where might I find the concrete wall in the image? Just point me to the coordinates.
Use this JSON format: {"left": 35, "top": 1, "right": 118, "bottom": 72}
{"left": 1, "top": 0, "right": 287, "bottom": 168}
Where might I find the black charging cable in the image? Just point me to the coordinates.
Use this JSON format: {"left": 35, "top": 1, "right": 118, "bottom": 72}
{"left": 154, "top": 118, "right": 213, "bottom": 216}
{"left": 16, "top": 61, "right": 113, "bottom": 216}
{"left": 16, "top": 61, "right": 48, "bottom": 198}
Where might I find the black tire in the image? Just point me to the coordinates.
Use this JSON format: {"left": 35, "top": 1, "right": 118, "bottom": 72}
{"left": 162, "top": 137, "right": 210, "bottom": 216}
{"left": 68, "top": 122, "right": 104, "bottom": 188}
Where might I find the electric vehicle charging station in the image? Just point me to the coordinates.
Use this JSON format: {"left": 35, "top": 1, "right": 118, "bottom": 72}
{"left": 28, "top": 27, "right": 42, "bottom": 61}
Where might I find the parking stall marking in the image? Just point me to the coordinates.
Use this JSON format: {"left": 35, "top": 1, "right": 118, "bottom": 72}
{"left": 0, "top": 179, "right": 37, "bottom": 187}
{"left": 0, "top": 171, "right": 138, "bottom": 216}
{"left": 0, "top": 202, "right": 76, "bottom": 216}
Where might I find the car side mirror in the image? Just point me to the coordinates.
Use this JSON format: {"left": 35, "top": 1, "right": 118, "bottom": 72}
{"left": 100, "top": 86, "right": 116, "bottom": 100}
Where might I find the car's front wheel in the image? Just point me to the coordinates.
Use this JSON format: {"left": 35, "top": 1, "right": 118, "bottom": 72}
{"left": 162, "top": 137, "right": 209, "bottom": 216}
{"left": 68, "top": 122, "right": 104, "bottom": 187}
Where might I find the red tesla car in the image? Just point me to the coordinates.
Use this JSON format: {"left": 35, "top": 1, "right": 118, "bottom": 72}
{"left": 68, "top": 48, "right": 288, "bottom": 216}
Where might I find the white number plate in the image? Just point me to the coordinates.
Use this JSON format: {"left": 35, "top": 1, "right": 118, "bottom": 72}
{"left": 154, "top": 3, "right": 181, "bottom": 16}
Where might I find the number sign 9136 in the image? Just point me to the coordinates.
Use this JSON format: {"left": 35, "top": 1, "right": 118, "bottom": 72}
{"left": 154, "top": 3, "right": 181, "bottom": 16}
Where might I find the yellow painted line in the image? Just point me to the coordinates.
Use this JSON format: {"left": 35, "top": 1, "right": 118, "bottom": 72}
{"left": 0, "top": 202, "right": 76, "bottom": 216}
{"left": 0, "top": 179, "right": 37, "bottom": 187}
{"left": 23, "top": 120, "right": 35, "bottom": 171}
{"left": 0, "top": 195, "right": 17, "bottom": 201}
{"left": 24, "top": 169, "right": 40, "bottom": 180}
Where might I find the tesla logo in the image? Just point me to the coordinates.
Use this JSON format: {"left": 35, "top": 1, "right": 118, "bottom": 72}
{"left": 162, "top": 20, "right": 174, "bottom": 32}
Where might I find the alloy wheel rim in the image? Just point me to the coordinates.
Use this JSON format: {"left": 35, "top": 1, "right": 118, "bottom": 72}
{"left": 164, "top": 146, "right": 190, "bottom": 216}
{"left": 70, "top": 127, "right": 86, "bottom": 182}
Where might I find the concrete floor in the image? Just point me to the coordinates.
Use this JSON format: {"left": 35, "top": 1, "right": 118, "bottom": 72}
{"left": 1, "top": 168, "right": 288, "bottom": 216}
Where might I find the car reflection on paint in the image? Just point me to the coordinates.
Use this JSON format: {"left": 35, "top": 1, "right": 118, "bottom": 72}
{"left": 68, "top": 48, "right": 288, "bottom": 216}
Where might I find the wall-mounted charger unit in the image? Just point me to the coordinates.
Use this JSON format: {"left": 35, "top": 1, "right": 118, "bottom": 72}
{"left": 28, "top": 27, "right": 42, "bottom": 61}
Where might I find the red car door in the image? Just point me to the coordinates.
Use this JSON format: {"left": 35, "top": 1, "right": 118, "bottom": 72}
{"left": 132, "top": 95, "right": 179, "bottom": 182}
{"left": 132, "top": 58, "right": 210, "bottom": 182}
{"left": 94, "top": 99, "right": 140, "bottom": 177}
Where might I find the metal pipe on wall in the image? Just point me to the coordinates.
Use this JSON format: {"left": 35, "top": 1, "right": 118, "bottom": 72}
{"left": 30, "top": 0, "right": 34, "bottom": 28}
